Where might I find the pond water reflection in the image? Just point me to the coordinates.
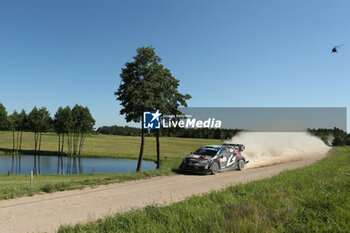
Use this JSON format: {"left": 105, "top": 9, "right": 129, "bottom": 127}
{"left": 0, "top": 155, "right": 156, "bottom": 175}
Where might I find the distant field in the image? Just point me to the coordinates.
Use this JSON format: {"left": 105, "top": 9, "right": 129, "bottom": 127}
{"left": 0, "top": 131, "right": 221, "bottom": 160}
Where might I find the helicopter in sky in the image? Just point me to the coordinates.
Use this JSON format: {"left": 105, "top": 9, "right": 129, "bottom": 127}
{"left": 331, "top": 44, "right": 344, "bottom": 53}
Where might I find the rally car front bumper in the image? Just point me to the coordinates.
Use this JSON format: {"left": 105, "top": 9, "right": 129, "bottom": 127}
{"left": 180, "top": 162, "right": 211, "bottom": 174}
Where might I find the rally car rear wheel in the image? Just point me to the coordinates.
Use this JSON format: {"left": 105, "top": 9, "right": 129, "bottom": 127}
{"left": 210, "top": 162, "right": 219, "bottom": 175}
{"left": 238, "top": 159, "right": 245, "bottom": 171}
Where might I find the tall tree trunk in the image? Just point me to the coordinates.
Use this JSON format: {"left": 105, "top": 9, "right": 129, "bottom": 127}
{"left": 16, "top": 131, "right": 20, "bottom": 152}
{"left": 34, "top": 131, "right": 37, "bottom": 173}
{"left": 38, "top": 132, "right": 42, "bottom": 154}
{"left": 57, "top": 133, "right": 61, "bottom": 174}
{"left": 19, "top": 130, "right": 23, "bottom": 151}
{"left": 38, "top": 132, "right": 42, "bottom": 174}
{"left": 82, "top": 134, "right": 86, "bottom": 153}
{"left": 12, "top": 131, "right": 15, "bottom": 152}
{"left": 34, "top": 132, "right": 38, "bottom": 153}
{"left": 156, "top": 129, "right": 160, "bottom": 169}
{"left": 136, "top": 116, "right": 145, "bottom": 172}
{"left": 61, "top": 134, "right": 65, "bottom": 154}
{"left": 78, "top": 134, "right": 86, "bottom": 155}
{"left": 58, "top": 133, "right": 61, "bottom": 155}
{"left": 73, "top": 132, "right": 79, "bottom": 155}
{"left": 78, "top": 133, "right": 84, "bottom": 155}
{"left": 34, "top": 132, "right": 38, "bottom": 174}
{"left": 72, "top": 133, "right": 74, "bottom": 155}
{"left": 69, "top": 132, "right": 73, "bottom": 155}
{"left": 67, "top": 133, "right": 71, "bottom": 155}
{"left": 37, "top": 132, "right": 42, "bottom": 175}
{"left": 72, "top": 132, "right": 75, "bottom": 155}
{"left": 59, "top": 133, "right": 63, "bottom": 174}
{"left": 67, "top": 133, "right": 70, "bottom": 154}
{"left": 76, "top": 132, "right": 80, "bottom": 155}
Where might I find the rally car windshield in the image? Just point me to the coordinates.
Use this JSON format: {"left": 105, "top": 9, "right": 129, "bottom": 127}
{"left": 193, "top": 149, "right": 218, "bottom": 156}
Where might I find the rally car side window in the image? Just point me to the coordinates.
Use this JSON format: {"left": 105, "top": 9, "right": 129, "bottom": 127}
{"left": 224, "top": 148, "right": 232, "bottom": 158}
{"left": 219, "top": 147, "right": 230, "bottom": 158}
{"left": 218, "top": 148, "right": 226, "bottom": 155}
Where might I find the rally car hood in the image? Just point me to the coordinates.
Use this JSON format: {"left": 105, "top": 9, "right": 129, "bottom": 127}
{"left": 185, "top": 154, "right": 213, "bottom": 161}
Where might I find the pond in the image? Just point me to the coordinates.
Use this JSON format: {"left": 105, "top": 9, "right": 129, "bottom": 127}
{"left": 0, "top": 155, "right": 156, "bottom": 175}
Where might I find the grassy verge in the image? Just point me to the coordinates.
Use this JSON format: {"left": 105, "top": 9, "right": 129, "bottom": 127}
{"left": 59, "top": 147, "right": 350, "bottom": 233}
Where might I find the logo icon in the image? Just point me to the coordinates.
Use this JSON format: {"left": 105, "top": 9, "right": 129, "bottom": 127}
{"left": 143, "top": 110, "right": 161, "bottom": 129}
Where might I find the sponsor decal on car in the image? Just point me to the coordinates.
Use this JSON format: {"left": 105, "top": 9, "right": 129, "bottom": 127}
{"left": 226, "top": 155, "right": 236, "bottom": 166}
{"left": 219, "top": 157, "right": 227, "bottom": 163}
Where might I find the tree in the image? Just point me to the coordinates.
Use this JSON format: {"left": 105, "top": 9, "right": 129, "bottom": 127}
{"left": 0, "top": 103, "right": 9, "bottom": 131}
{"left": 54, "top": 106, "right": 73, "bottom": 174}
{"left": 9, "top": 111, "right": 19, "bottom": 151}
{"left": 28, "top": 106, "right": 40, "bottom": 173}
{"left": 54, "top": 107, "right": 66, "bottom": 155}
{"left": 149, "top": 57, "right": 191, "bottom": 168}
{"left": 17, "top": 109, "right": 27, "bottom": 151}
{"left": 71, "top": 104, "right": 95, "bottom": 156}
{"left": 77, "top": 106, "right": 95, "bottom": 155}
{"left": 28, "top": 107, "right": 52, "bottom": 174}
{"left": 54, "top": 106, "right": 65, "bottom": 174}
{"left": 59, "top": 106, "right": 74, "bottom": 156}
{"left": 8, "top": 110, "right": 27, "bottom": 152}
{"left": 115, "top": 46, "right": 191, "bottom": 171}
{"left": 115, "top": 46, "right": 160, "bottom": 172}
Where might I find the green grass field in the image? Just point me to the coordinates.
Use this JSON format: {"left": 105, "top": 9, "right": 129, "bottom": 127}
{"left": 0, "top": 131, "right": 221, "bottom": 160}
{"left": 58, "top": 147, "right": 350, "bottom": 233}
{"left": 0, "top": 131, "right": 221, "bottom": 199}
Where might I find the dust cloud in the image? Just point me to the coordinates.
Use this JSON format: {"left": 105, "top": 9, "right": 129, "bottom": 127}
{"left": 225, "top": 132, "right": 330, "bottom": 168}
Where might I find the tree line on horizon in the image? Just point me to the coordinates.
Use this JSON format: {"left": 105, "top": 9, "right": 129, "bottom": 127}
{"left": 308, "top": 128, "right": 350, "bottom": 146}
{"left": 0, "top": 102, "right": 95, "bottom": 158}
{"left": 96, "top": 125, "right": 350, "bottom": 145}
{"left": 96, "top": 125, "right": 242, "bottom": 140}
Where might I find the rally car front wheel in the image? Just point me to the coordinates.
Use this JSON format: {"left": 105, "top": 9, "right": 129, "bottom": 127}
{"left": 210, "top": 162, "right": 219, "bottom": 175}
{"left": 238, "top": 159, "right": 245, "bottom": 171}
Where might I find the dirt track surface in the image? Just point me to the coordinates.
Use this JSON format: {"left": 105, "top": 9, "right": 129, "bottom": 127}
{"left": 0, "top": 155, "right": 325, "bottom": 233}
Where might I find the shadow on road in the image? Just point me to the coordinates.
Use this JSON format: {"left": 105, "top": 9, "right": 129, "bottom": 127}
{"left": 171, "top": 167, "right": 208, "bottom": 176}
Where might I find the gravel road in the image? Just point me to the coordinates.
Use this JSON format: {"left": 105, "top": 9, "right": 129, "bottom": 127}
{"left": 0, "top": 154, "right": 325, "bottom": 233}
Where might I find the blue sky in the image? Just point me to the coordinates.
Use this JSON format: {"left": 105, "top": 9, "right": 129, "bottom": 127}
{"left": 0, "top": 0, "right": 349, "bottom": 129}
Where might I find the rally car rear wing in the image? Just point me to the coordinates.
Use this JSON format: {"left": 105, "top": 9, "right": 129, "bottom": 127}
{"left": 222, "top": 143, "right": 245, "bottom": 152}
